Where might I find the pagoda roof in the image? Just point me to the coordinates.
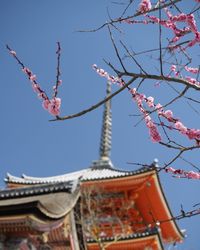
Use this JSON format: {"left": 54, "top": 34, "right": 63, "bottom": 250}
{"left": 5, "top": 163, "right": 155, "bottom": 186}
{"left": 0, "top": 180, "right": 79, "bottom": 219}
{"left": 87, "top": 228, "right": 164, "bottom": 250}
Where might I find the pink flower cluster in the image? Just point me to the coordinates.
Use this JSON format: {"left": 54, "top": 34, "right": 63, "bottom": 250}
{"left": 154, "top": 101, "right": 200, "bottom": 144}
{"left": 185, "top": 66, "right": 199, "bottom": 74}
{"left": 123, "top": 5, "right": 200, "bottom": 50}
{"left": 174, "top": 121, "right": 200, "bottom": 143}
{"left": 170, "top": 65, "right": 200, "bottom": 87}
{"left": 165, "top": 167, "right": 200, "bottom": 180}
{"left": 10, "top": 50, "right": 17, "bottom": 56}
{"left": 185, "top": 76, "right": 200, "bottom": 87}
{"left": 130, "top": 88, "right": 161, "bottom": 142}
{"left": 92, "top": 64, "right": 124, "bottom": 86}
{"left": 131, "top": 88, "right": 200, "bottom": 144}
{"left": 21, "top": 66, "right": 61, "bottom": 116}
{"left": 138, "top": 0, "right": 152, "bottom": 13}
{"left": 170, "top": 64, "right": 179, "bottom": 77}
{"left": 8, "top": 46, "right": 62, "bottom": 117}
{"left": 93, "top": 65, "right": 200, "bottom": 145}
{"left": 42, "top": 97, "right": 61, "bottom": 116}
{"left": 147, "top": 9, "right": 200, "bottom": 49}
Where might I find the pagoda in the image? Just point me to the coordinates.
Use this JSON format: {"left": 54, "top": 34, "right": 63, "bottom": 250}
{"left": 0, "top": 83, "right": 183, "bottom": 249}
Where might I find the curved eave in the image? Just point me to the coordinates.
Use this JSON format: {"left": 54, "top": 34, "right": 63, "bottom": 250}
{"left": 132, "top": 171, "right": 183, "bottom": 243}
{"left": 0, "top": 214, "right": 64, "bottom": 233}
{"left": 5, "top": 170, "right": 87, "bottom": 187}
{"left": 155, "top": 171, "right": 184, "bottom": 242}
{"left": 5, "top": 167, "right": 155, "bottom": 186}
{"left": 81, "top": 169, "right": 183, "bottom": 243}
{"left": 87, "top": 231, "right": 164, "bottom": 250}
{"left": 80, "top": 167, "right": 156, "bottom": 188}
{"left": 0, "top": 188, "right": 80, "bottom": 219}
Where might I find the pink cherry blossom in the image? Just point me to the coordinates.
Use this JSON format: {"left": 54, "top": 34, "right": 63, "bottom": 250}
{"left": 155, "top": 103, "right": 163, "bottom": 115}
{"left": 149, "top": 124, "right": 161, "bottom": 142}
{"left": 139, "top": 0, "right": 152, "bottom": 13}
{"left": 93, "top": 64, "right": 124, "bottom": 86}
{"left": 58, "top": 79, "right": 62, "bottom": 86}
{"left": 47, "top": 97, "right": 61, "bottom": 116}
{"left": 10, "top": 50, "right": 16, "bottom": 56}
{"left": 187, "top": 14, "right": 197, "bottom": 33}
{"left": 164, "top": 110, "right": 173, "bottom": 119}
{"left": 7, "top": 45, "right": 63, "bottom": 117}
{"left": 146, "top": 96, "right": 154, "bottom": 108}
{"left": 185, "top": 76, "right": 198, "bottom": 85}
{"left": 32, "top": 83, "right": 40, "bottom": 93}
{"left": 30, "top": 74, "right": 37, "bottom": 82}
{"left": 129, "top": 88, "right": 136, "bottom": 95}
{"left": 22, "top": 67, "right": 32, "bottom": 75}
{"left": 175, "top": 121, "right": 187, "bottom": 134}
{"left": 186, "top": 171, "right": 200, "bottom": 179}
{"left": 185, "top": 66, "right": 199, "bottom": 74}
{"left": 165, "top": 167, "right": 200, "bottom": 180}
{"left": 42, "top": 99, "right": 50, "bottom": 110}
{"left": 171, "top": 65, "right": 176, "bottom": 71}
{"left": 165, "top": 167, "right": 176, "bottom": 173}
{"left": 186, "top": 129, "right": 200, "bottom": 140}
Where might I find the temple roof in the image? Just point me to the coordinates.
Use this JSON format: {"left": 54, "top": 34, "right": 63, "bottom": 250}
{"left": 5, "top": 165, "right": 155, "bottom": 185}
{"left": 87, "top": 227, "right": 163, "bottom": 244}
{"left": 87, "top": 228, "right": 164, "bottom": 250}
{"left": 0, "top": 180, "right": 77, "bottom": 198}
{"left": 0, "top": 180, "right": 79, "bottom": 219}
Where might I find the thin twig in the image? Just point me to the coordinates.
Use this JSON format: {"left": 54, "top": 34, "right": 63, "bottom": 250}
{"left": 120, "top": 40, "right": 148, "bottom": 75}
{"left": 108, "top": 25, "right": 127, "bottom": 72}
{"left": 158, "top": 1, "right": 163, "bottom": 76}
{"left": 78, "top": 0, "right": 181, "bottom": 33}
{"left": 53, "top": 42, "right": 61, "bottom": 98}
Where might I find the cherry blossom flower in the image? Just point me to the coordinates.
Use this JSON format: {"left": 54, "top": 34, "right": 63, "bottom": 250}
{"left": 43, "top": 97, "right": 61, "bottom": 116}
{"left": 146, "top": 96, "right": 154, "bottom": 108}
{"left": 139, "top": 0, "right": 152, "bottom": 13}
{"left": 185, "top": 66, "right": 199, "bottom": 74}
{"left": 171, "top": 65, "right": 176, "bottom": 72}
{"left": 149, "top": 124, "right": 161, "bottom": 142}
{"left": 164, "top": 110, "right": 173, "bottom": 120}
{"left": 165, "top": 167, "right": 200, "bottom": 180}
{"left": 30, "top": 74, "right": 37, "bottom": 82}
{"left": 58, "top": 79, "right": 62, "bottom": 86}
{"left": 42, "top": 99, "right": 50, "bottom": 110}
{"left": 7, "top": 45, "right": 63, "bottom": 117}
{"left": 10, "top": 50, "right": 16, "bottom": 56}
{"left": 32, "top": 83, "right": 40, "bottom": 93}
{"left": 22, "top": 67, "right": 32, "bottom": 75}
{"left": 92, "top": 64, "right": 124, "bottom": 86}
{"left": 175, "top": 121, "right": 187, "bottom": 134}
{"left": 185, "top": 76, "right": 198, "bottom": 85}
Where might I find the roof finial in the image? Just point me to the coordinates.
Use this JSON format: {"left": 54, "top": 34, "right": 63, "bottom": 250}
{"left": 99, "top": 81, "right": 112, "bottom": 161}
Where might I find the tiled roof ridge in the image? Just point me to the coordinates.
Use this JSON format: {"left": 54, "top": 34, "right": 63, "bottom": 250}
{"left": 0, "top": 180, "right": 76, "bottom": 199}
{"left": 5, "top": 166, "right": 156, "bottom": 184}
{"left": 87, "top": 227, "right": 160, "bottom": 243}
{"left": 5, "top": 169, "right": 88, "bottom": 183}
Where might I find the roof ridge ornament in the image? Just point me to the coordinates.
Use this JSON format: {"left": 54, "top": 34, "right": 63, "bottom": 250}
{"left": 99, "top": 81, "right": 112, "bottom": 162}
{"left": 91, "top": 81, "right": 113, "bottom": 169}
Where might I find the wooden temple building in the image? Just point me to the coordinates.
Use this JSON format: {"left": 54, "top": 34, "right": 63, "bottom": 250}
{"left": 0, "top": 83, "right": 183, "bottom": 249}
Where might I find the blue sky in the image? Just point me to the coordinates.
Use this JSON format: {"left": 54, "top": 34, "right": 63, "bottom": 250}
{"left": 1, "top": 1, "right": 200, "bottom": 249}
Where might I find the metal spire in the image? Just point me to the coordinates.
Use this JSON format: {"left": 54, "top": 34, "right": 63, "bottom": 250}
{"left": 99, "top": 81, "right": 112, "bottom": 161}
